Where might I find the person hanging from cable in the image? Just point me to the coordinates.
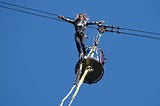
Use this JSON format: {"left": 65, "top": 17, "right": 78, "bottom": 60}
{"left": 58, "top": 13, "right": 105, "bottom": 59}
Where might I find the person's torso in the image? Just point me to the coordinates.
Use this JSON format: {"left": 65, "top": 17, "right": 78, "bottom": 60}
{"left": 74, "top": 20, "right": 87, "bottom": 34}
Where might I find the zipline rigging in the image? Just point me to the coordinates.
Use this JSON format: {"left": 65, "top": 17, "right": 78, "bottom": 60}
{"left": 1, "top": 1, "right": 160, "bottom": 106}
{"left": 101, "top": 25, "right": 160, "bottom": 40}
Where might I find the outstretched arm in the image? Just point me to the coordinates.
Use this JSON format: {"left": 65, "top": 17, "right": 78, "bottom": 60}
{"left": 58, "top": 15, "right": 74, "bottom": 24}
{"left": 87, "top": 20, "right": 105, "bottom": 26}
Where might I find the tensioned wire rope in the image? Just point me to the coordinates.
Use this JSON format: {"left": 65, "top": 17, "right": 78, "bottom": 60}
{"left": 0, "top": 1, "right": 59, "bottom": 17}
{"left": 0, "top": 1, "right": 160, "bottom": 40}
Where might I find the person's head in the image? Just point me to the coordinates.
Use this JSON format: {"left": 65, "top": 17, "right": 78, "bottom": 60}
{"left": 75, "top": 13, "right": 89, "bottom": 21}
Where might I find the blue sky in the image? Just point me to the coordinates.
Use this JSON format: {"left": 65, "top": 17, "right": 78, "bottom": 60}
{"left": 0, "top": 0, "right": 160, "bottom": 106}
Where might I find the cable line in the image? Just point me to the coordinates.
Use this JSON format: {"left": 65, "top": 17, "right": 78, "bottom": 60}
{"left": 102, "top": 25, "right": 160, "bottom": 40}
{"left": 0, "top": 1, "right": 74, "bottom": 20}
{"left": 120, "top": 27, "right": 160, "bottom": 36}
{"left": 0, "top": 5, "right": 64, "bottom": 22}
{"left": 0, "top": 1, "right": 59, "bottom": 17}
{"left": 119, "top": 32, "right": 160, "bottom": 40}
{"left": 107, "top": 25, "right": 160, "bottom": 36}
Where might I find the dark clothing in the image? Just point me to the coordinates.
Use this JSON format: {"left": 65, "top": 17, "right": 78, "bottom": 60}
{"left": 61, "top": 17, "right": 99, "bottom": 55}
{"left": 75, "top": 33, "right": 86, "bottom": 55}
